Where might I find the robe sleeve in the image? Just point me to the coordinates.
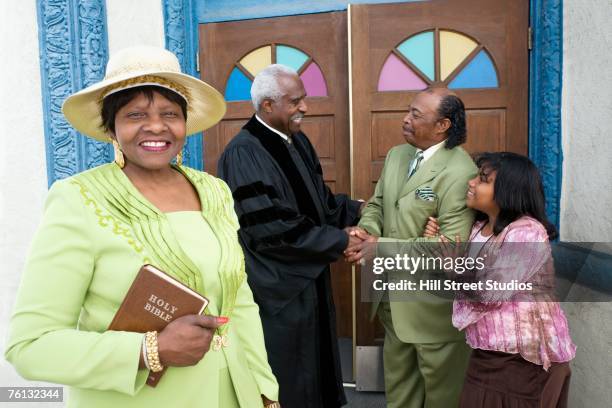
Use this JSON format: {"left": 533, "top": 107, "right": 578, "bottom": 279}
{"left": 4, "top": 180, "right": 148, "bottom": 395}
{"left": 299, "top": 133, "right": 361, "bottom": 228}
{"left": 218, "top": 144, "right": 348, "bottom": 270}
{"left": 328, "top": 193, "right": 361, "bottom": 228}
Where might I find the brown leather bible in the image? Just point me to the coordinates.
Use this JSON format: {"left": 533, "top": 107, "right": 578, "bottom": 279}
{"left": 108, "top": 264, "right": 209, "bottom": 387}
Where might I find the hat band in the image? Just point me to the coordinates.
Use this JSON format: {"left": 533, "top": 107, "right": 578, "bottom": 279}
{"left": 99, "top": 75, "right": 192, "bottom": 105}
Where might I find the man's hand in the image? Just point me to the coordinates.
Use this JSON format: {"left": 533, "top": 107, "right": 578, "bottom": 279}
{"left": 344, "top": 228, "right": 378, "bottom": 264}
{"left": 344, "top": 226, "right": 366, "bottom": 251}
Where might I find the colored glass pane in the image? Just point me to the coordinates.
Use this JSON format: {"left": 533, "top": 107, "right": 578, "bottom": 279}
{"left": 397, "top": 31, "right": 434, "bottom": 80}
{"left": 277, "top": 45, "right": 309, "bottom": 72}
{"left": 240, "top": 46, "right": 272, "bottom": 77}
{"left": 377, "top": 53, "right": 427, "bottom": 91}
{"left": 449, "top": 49, "right": 498, "bottom": 89}
{"left": 224, "top": 67, "right": 252, "bottom": 101}
{"left": 300, "top": 62, "right": 327, "bottom": 97}
{"left": 439, "top": 30, "right": 478, "bottom": 80}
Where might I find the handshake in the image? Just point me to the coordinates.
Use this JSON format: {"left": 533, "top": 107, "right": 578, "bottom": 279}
{"left": 342, "top": 226, "right": 378, "bottom": 265}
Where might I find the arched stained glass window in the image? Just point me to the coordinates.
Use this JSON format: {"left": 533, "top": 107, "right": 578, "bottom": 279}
{"left": 378, "top": 29, "right": 499, "bottom": 91}
{"left": 225, "top": 44, "right": 328, "bottom": 102}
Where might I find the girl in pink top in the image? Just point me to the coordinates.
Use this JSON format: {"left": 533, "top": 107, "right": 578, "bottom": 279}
{"left": 425, "top": 152, "right": 575, "bottom": 408}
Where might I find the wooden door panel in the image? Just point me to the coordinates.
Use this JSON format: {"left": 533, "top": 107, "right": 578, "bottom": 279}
{"left": 369, "top": 108, "right": 509, "bottom": 160}
{"left": 220, "top": 121, "right": 245, "bottom": 146}
{"left": 301, "top": 116, "right": 335, "bottom": 158}
{"left": 351, "top": 0, "right": 529, "bottom": 345}
{"left": 200, "top": 12, "right": 352, "bottom": 337}
{"left": 372, "top": 113, "right": 405, "bottom": 159}
{"left": 465, "top": 109, "right": 507, "bottom": 153}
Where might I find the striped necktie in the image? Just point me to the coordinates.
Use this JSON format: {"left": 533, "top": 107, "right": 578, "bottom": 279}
{"left": 407, "top": 150, "right": 424, "bottom": 179}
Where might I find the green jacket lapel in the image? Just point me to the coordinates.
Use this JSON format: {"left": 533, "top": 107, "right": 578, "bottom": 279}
{"left": 399, "top": 146, "right": 451, "bottom": 198}
{"left": 396, "top": 145, "right": 416, "bottom": 193}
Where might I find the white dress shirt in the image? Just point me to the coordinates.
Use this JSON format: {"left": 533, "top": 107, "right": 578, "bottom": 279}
{"left": 416, "top": 138, "right": 447, "bottom": 164}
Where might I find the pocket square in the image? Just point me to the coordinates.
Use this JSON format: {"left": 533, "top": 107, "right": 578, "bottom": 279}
{"left": 415, "top": 187, "right": 437, "bottom": 202}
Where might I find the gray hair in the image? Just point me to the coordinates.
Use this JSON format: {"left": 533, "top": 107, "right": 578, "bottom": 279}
{"left": 250, "top": 64, "right": 298, "bottom": 111}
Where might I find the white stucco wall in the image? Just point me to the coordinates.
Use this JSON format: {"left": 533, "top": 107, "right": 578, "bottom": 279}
{"left": 0, "top": 1, "right": 165, "bottom": 405}
{"left": 106, "top": 0, "right": 165, "bottom": 54}
{"left": 560, "top": 0, "right": 612, "bottom": 242}
{"left": 0, "top": 1, "right": 52, "bottom": 404}
{"left": 560, "top": 1, "right": 612, "bottom": 407}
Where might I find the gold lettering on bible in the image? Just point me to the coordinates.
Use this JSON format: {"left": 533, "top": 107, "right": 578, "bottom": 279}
{"left": 144, "top": 294, "right": 179, "bottom": 322}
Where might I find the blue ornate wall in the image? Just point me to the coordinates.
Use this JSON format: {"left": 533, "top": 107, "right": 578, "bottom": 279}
{"left": 162, "top": 0, "right": 202, "bottom": 170}
{"left": 529, "top": 0, "right": 563, "bottom": 230}
{"left": 37, "top": 0, "right": 111, "bottom": 186}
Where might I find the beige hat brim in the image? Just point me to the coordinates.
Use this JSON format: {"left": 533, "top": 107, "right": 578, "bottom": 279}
{"left": 62, "top": 69, "right": 226, "bottom": 142}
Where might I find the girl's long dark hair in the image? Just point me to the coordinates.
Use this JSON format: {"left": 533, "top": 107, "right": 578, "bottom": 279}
{"left": 474, "top": 152, "right": 558, "bottom": 240}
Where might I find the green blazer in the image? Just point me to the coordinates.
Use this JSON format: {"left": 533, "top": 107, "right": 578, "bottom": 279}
{"left": 359, "top": 143, "right": 477, "bottom": 343}
{"left": 5, "top": 164, "right": 278, "bottom": 407}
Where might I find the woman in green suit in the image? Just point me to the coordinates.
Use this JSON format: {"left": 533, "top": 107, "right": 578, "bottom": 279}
{"left": 5, "top": 46, "right": 279, "bottom": 408}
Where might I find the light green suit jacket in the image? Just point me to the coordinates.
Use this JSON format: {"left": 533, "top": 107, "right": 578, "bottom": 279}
{"left": 5, "top": 164, "right": 278, "bottom": 407}
{"left": 359, "top": 143, "right": 477, "bottom": 343}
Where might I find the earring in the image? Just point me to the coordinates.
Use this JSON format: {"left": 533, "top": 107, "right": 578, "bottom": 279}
{"left": 112, "top": 140, "right": 125, "bottom": 168}
{"left": 175, "top": 150, "right": 183, "bottom": 167}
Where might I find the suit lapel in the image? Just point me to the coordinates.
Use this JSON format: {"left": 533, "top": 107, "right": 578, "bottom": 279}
{"left": 399, "top": 146, "right": 451, "bottom": 198}
{"left": 396, "top": 145, "right": 416, "bottom": 194}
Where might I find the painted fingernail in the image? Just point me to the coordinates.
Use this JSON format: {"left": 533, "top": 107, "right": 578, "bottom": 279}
{"left": 217, "top": 316, "right": 230, "bottom": 324}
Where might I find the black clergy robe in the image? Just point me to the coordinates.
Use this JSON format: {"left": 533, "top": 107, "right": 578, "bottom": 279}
{"left": 218, "top": 115, "right": 361, "bottom": 408}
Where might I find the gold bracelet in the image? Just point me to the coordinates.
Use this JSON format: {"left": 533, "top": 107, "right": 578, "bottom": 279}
{"left": 141, "top": 335, "right": 151, "bottom": 370}
{"left": 145, "top": 331, "right": 164, "bottom": 372}
{"left": 264, "top": 402, "right": 281, "bottom": 408}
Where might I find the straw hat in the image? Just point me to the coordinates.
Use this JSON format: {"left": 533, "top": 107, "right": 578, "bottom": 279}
{"left": 62, "top": 46, "right": 226, "bottom": 142}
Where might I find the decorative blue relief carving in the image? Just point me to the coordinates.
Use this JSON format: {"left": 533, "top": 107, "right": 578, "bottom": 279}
{"left": 37, "top": 0, "right": 78, "bottom": 183}
{"left": 529, "top": 0, "right": 563, "bottom": 231}
{"left": 78, "top": 0, "right": 111, "bottom": 170}
{"left": 162, "top": 0, "right": 203, "bottom": 170}
{"left": 37, "top": 0, "right": 110, "bottom": 186}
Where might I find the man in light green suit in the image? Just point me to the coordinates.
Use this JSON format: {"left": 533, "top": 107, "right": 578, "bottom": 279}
{"left": 346, "top": 88, "right": 477, "bottom": 407}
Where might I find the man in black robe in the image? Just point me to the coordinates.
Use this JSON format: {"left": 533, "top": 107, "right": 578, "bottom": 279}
{"left": 218, "top": 64, "right": 363, "bottom": 408}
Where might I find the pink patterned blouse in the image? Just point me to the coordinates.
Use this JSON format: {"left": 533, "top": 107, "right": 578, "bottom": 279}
{"left": 452, "top": 216, "right": 576, "bottom": 370}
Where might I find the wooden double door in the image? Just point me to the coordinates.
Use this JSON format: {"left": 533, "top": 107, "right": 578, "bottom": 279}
{"left": 200, "top": 0, "right": 529, "bottom": 347}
